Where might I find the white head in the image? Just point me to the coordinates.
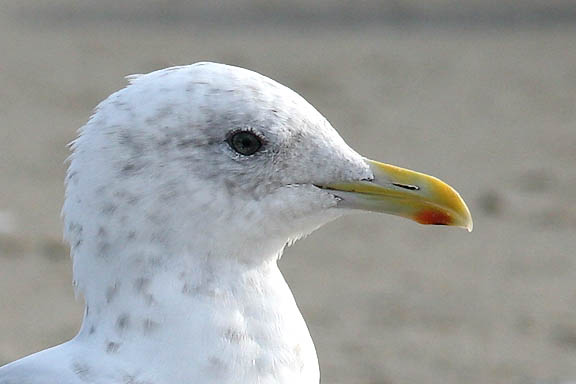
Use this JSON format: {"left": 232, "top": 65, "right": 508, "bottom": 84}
{"left": 63, "top": 62, "right": 471, "bottom": 304}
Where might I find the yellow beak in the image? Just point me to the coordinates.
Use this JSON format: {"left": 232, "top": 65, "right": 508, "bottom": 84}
{"left": 320, "top": 159, "right": 473, "bottom": 231}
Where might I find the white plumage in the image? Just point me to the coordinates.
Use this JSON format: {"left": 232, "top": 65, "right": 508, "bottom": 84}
{"left": 0, "top": 62, "right": 471, "bottom": 384}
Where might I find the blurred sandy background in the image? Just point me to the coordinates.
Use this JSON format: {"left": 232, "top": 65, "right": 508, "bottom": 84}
{"left": 1, "top": 1, "right": 576, "bottom": 383}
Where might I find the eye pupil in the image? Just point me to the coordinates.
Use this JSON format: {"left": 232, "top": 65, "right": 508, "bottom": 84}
{"left": 228, "top": 131, "right": 262, "bottom": 156}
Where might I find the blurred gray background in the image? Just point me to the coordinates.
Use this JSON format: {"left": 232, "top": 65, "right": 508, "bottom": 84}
{"left": 1, "top": 1, "right": 576, "bottom": 383}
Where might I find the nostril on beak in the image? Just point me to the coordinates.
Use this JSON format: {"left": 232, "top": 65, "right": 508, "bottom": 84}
{"left": 392, "top": 183, "right": 420, "bottom": 191}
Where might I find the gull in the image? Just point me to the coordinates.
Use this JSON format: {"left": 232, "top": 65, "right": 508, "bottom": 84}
{"left": 0, "top": 62, "right": 472, "bottom": 384}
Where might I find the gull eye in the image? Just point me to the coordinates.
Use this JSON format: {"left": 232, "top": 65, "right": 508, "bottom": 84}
{"left": 228, "top": 131, "right": 263, "bottom": 156}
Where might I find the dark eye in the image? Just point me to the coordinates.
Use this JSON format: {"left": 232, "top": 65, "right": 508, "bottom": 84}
{"left": 228, "top": 131, "right": 263, "bottom": 156}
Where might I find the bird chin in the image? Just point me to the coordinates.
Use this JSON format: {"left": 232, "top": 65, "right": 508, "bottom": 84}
{"left": 282, "top": 209, "right": 344, "bottom": 248}
{"left": 267, "top": 184, "right": 343, "bottom": 236}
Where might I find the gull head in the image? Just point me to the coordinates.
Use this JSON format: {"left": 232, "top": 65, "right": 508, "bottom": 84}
{"left": 63, "top": 62, "right": 471, "bottom": 288}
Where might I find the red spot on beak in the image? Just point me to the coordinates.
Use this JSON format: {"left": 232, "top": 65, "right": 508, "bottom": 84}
{"left": 414, "top": 210, "right": 453, "bottom": 226}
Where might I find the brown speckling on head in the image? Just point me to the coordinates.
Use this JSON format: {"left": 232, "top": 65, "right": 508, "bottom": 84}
{"left": 114, "top": 190, "right": 140, "bottom": 205}
{"left": 106, "top": 282, "right": 121, "bottom": 304}
{"left": 142, "top": 318, "right": 160, "bottom": 334}
{"left": 123, "top": 374, "right": 153, "bottom": 384}
{"left": 150, "top": 231, "right": 168, "bottom": 244}
{"left": 71, "top": 361, "right": 92, "bottom": 382}
{"left": 224, "top": 328, "right": 250, "bottom": 344}
{"left": 181, "top": 283, "right": 199, "bottom": 296}
{"left": 97, "top": 241, "right": 111, "bottom": 258}
{"left": 223, "top": 179, "right": 239, "bottom": 197}
{"left": 185, "top": 81, "right": 209, "bottom": 94}
{"left": 68, "top": 222, "right": 83, "bottom": 234}
{"left": 146, "top": 213, "right": 164, "bottom": 225}
{"left": 116, "top": 314, "right": 131, "bottom": 332}
{"left": 158, "top": 188, "right": 179, "bottom": 201}
{"left": 121, "top": 162, "right": 141, "bottom": 175}
{"left": 147, "top": 256, "right": 165, "bottom": 268}
{"left": 101, "top": 203, "right": 118, "bottom": 216}
{"left": 132, "top": 277, "right": 156, "bottom": 305}
{"left": 207, "top": 356, "right": 227, "bottom": 372}
{"left": 156, "top": 137, "right": 172, "bottom": 148}
{"left": 117, "top": 130, "right": 136, "bottom": 148}
{"left": 97, "top": 226, "right": 107, "bottom": 238}
{"left": 95, "top": 186, "right": 108, "bottom": 195}
{"left": 67, "top": 170, "right": 79, "bottom": 185}
{"left": 175, "top": 138, "right": 197, "bottom": 149}
{"left": 133, "top": 277, "right": 150, "bottom": 293}
{"left": 155, "top": 105, "right": 174, "bottom": 120}
{"left": 106, "top": 341, "right": 121, "bottom": 354}
{"left": 143, "top": 293, "right": 156, "bottom": 306}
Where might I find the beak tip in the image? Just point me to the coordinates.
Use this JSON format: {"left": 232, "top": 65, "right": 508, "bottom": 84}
{"left": 454, "top": 203, "right": 473, "bottom": 232}
{"left": 460, "top": 203, "right": 473, "bottom": 232}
